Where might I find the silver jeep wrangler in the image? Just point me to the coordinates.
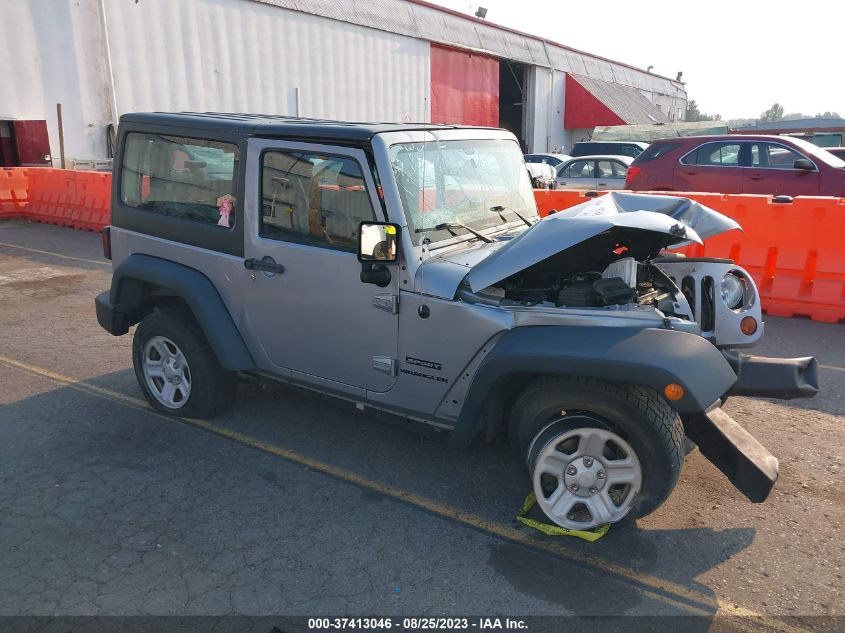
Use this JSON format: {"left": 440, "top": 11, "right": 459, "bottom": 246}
{"left": 96, "top": 113, "right": 818, "bottom": 530}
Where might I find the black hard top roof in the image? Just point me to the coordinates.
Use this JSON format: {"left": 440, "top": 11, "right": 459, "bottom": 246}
{"left": 120, "top": 112, "right": 497, "bottom": 142}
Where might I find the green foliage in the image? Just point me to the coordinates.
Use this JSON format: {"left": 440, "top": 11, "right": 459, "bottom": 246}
{"left": 760, "top": 103, "right": 784, "bottom": 122}
{"left": 685, "top": 99, "right": 721, "bottom": 122}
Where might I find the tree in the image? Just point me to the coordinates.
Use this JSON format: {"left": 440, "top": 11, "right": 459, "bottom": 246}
{"left": 760, "top": 103, "right": 784, "bottom": 123}
{"left": 815, "top": 111, "right": 842, "bottom": 119}
{"left": 684, "top": 98, "right": 721, "bottom": 122}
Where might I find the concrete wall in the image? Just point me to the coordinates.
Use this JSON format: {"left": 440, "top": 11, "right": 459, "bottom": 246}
{"left": 1, "top": 0, "right": 684, "bottom": 161}
{"left": 0, "top": 0, "right": 114, "bottom": 162}
{"left": 523, "top": 67, "right": 569, "bottom": 154}
{"left": 1, "top": 0, "right": 430, "bottom": 162}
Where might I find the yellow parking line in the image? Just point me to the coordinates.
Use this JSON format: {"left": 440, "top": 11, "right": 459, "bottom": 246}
{"left": 0, "top": 353, "right": 812, "bottom": 633}
{"left": 820, "top": 364, "right": 845, "bottom": 373}
{"left": 0, "top": 241, "right": 110, "bottom": 266}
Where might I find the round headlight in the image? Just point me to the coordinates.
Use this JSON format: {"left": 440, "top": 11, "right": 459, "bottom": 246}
{"left": 721, "top": 273, "right": 745, "bottom": 309}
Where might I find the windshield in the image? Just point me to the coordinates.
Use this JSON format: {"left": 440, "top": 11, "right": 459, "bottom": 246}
{"left": 388, "top": 139, "right": 538, "bottom": 245}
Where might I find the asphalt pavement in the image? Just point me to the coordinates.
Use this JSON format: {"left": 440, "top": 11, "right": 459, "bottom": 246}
{"left": 0, "top": 221, "right": 842, "bottom": 632}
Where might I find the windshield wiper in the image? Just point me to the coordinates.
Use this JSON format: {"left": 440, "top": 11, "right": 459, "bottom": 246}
{"left": 414, "top": 222, "right": 493, "bottom": 243}
{"left": 490, "top": 205, "right": 533, "bottom": 228}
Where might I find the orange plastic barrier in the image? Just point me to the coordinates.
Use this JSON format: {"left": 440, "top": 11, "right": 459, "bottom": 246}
{"left": 24, "top": 168, "right": 77, "bottom": 227}
{"left": 533, "top": 189, "right": 845, "bottom": 323}
{"left": 5, "top": 168, "right": 112, "bottom": 232}
{"left": 0, "top": 168, "right": 30, "bottom": 219}
{"left": 72, "top": 171, "right": 111, "bottom": 231}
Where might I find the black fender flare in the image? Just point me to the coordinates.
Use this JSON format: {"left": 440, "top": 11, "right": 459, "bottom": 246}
{"left": 98, "top": 254, "right": 255, "bottom": 371}
{"left": 449, "top": 325, "right": 737, "bottom": 447}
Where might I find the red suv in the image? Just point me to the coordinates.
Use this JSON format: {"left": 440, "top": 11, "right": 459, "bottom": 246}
{"left": 625, "top": 135, "right": 845, "bottom": 196}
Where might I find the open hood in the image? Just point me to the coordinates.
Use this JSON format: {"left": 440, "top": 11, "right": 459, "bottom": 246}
{"left": 464, "top": 192, "right": 741, "bottom": 293}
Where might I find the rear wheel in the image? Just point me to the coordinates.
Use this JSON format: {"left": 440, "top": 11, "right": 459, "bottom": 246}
{"left": 509, "top": 376, "right": 684, "bottom": 529}
{"left": 132, "top": 307, "right": 236, "bottom": 418}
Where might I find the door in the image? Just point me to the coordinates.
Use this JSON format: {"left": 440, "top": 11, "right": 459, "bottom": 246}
{"left": 243, "top": 139, "right": 399, "bottom": 393}
{"left": 674, "top": 141, "right": 744, "bottom": 193}
{"left": 595, "top": 159, "right": 628, "bottom": 190}
{"left": 743, "top": 141, "right": 820, "bottom": 196}
{"left": 557, "top": 159, "right": 598, "bottom": 189}
{"left": 12, "top": 120, "right": 52, "bottom": 166}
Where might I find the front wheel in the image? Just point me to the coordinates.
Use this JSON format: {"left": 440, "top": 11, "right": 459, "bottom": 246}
{"left": 509, "top": 376, "right": 684, "bottom": 530}
{"left": 132, "top": 307, "right": 236, "bottom": 418}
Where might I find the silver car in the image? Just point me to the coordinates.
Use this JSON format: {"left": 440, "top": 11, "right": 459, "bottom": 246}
{"left": 555, "top": 155, "right": 633, "bottom": 190}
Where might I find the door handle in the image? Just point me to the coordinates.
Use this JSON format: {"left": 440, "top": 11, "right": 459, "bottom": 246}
{"left": 749, "top": 175, "right": 763, "bottom": 181}
{"left": 244, "top": 258, "right": 285, "bottom": 274}
{"left": 598, "top": 182, "right": 607, "bottom": 186}
{"left": 683, "top": 170, "right": 698, "bottom": 176}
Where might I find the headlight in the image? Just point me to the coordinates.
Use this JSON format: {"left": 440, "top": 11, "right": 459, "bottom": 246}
{"left": 721, "top": 272, "right": 745, "bottom": 309}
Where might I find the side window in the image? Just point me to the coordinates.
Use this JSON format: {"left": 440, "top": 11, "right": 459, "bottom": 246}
{"left": 597, "top": 160, "right": 627, "bottom": 179}
{"left": 564, "top": 160, "right": 595, "bottom": 178}
{"left": 750, "top": 143, "right": 806, "bottom": 169}
{"left": 611, "top": 161, "right": 628, "bottom": 178}
{"left": 682, "top": 142, "right": 741, "bottom": 166}
{"left": 260, "top": 150, "right": 375, "bottom": 252}
{"left": 121, "top": 133, "right": 238, "bottom": 227}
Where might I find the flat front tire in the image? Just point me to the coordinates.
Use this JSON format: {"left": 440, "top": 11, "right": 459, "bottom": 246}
{"left": 132, "top": 307, "right": 236, "bottom": 418}
{"left": 509, "top": 376, "right": 684, "bottom": 529}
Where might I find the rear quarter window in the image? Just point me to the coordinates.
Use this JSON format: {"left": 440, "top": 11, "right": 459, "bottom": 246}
{"left": 121, "top": 133, "right": 239, "bottom": 228}
{"left": 632, "top": 142, "right": 681, "bottom": 164}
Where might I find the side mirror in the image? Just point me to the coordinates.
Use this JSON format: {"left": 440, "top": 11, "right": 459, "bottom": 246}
{"left": 358, "top": 222, "right": 400, "bottom": 263}
{"left": 358, "top": 222, "right": 400, "bottom": 287}
{"left": 793, "top": 158, "right": 815, "bottom": 171}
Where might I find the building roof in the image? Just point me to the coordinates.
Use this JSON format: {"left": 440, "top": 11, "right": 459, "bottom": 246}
{"left": 251, "top": 0, "right": 685, "bottom": 99}
{"left": 120, "top": 112, "right": 496, "bottom": 142}
{"left": 570, "top": 75, "right": 672, "bottom": 125}
{"left": 592, "top": 121, "right": 729, "bottom": 141}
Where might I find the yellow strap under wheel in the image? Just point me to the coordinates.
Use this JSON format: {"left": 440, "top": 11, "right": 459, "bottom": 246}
{"left": 515, "top": 492, "right": 611, "bottom": 542}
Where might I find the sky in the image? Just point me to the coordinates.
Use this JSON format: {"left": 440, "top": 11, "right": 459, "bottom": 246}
{"left": 424, "top": 0, "right": 845, "bottom": 121}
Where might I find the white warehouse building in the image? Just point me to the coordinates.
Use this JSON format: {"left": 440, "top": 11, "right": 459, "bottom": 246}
{"left": 0, "top": 0, "right": 686, "bottom": 167}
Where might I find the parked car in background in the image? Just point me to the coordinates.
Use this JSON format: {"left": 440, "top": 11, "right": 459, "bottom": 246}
{"left": 626, "top": 135, "right": 845, "bottom": 196}
{"left": 824, "top": 147, "right": 845, "bottom": 161}
{"left": 525, "top": 162, "right": 557, "bottom": 189}
{"left": 524, "top": 153, "right": 571, "bottom": 168}
{"left": 570, "top": 141, "right": 648, "bottom": 159}
{"left": 555, "top": 155, "right": 632, "bottom": 190}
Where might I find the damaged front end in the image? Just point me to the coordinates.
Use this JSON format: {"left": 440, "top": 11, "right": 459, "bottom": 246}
{"left": 450, "top": 192, "right": 820, "bottom": 503}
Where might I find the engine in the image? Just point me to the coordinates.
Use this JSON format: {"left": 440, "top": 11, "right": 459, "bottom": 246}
{"left": 494, "top": 256, "right": 691, "bottom": 318}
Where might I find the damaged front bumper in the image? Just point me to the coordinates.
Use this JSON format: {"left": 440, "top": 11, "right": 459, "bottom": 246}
{"left": 682, "top": 406, "right": 780, "bottom": 502}
{"left": 723, "top": 351, "right": 819, "bottom": 399}
{"left": 682, "top": 352, "right": 819, "bottom": 503}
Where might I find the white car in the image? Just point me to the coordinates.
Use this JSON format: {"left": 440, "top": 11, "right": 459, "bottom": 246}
{"left": 555, "top": 155, "right": 633, "bottom": 190}
{"left": 525, "top": 162, "right": 557, "bottom": 189}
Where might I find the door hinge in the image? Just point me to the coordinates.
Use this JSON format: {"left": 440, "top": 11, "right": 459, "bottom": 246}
{"left": 372, "top": 356, "right": 397, "bottom": 376}
{"left": 373, "top": 293, "right": 399, "bottom": 314}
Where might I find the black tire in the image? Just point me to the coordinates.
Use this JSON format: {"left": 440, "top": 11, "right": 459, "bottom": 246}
{"left": 132, "top": 307, "right": 237, "bottom": 418}
{"left": 508, "top": 376, "right": 684, "bottom": 520}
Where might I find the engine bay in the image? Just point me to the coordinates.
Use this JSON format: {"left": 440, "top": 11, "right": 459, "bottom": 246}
{"left": 473, "top": 229, "right": 691, "bottom": 319}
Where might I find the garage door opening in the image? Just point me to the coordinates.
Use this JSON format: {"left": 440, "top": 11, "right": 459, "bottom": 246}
{"left": 0, "top": 119, "right": 52, "bottom": 167}
{"left": 499, "top": 60, "right": 526, "bottom": 151}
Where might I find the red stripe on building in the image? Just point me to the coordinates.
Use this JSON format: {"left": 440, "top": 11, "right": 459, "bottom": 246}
{"left": 430, "top": 44, "right": 499, "bottom": 127}
{"left": 563, "top": 73, "right": 626, "bottom": 129}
